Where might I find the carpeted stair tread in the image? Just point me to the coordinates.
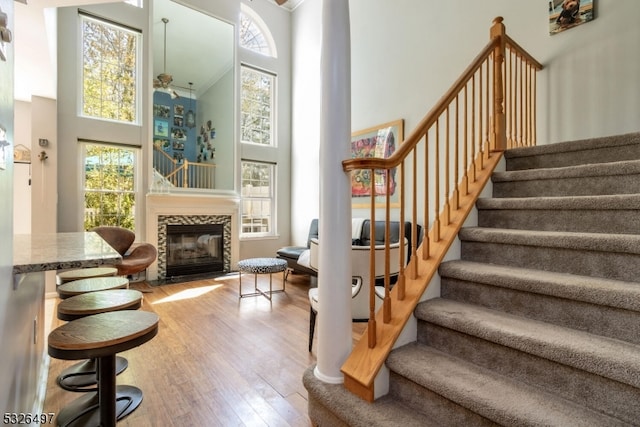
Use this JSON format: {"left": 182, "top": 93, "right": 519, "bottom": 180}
{"left": 493, "top": 158, "right": 640, "bottom": 183}
{"left": 476, "top": 193, "right": 640, "bottom": 210}
{"left": 303, "top": 367, "right": 439, "bottom": 427}
{"left": 387, "top": 343, "right": 629, "bottom": 427}
{"left": 439, "top": 260, "right": 640, "bottom": 312}
{"left": 415, "top": 298, "right": 640, "bottom": 389}
{"left": 505, "top": 131, "right": 640, "bottom": 170}
{"left": 459, "top": 226, "right": 640, "bottom": 255}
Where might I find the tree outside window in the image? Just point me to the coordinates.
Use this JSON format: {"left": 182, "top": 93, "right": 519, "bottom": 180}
{"left": 241, "top": 161, "right": 274, "bottom": 235}
{"left": 83, "top": 144, "right": 137, "bottom": 231}
{"left": 81, "top": 14, "right": 140, "bottom": 123}
{"left": 241, "top": 66, "right": 275, "bottom": 146}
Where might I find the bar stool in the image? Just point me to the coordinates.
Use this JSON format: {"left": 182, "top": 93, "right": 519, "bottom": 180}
{"left": 55, "top": 277, "right": 131, "bottom": 392}
{"left": 48, "top": 310, "right": 159, "bottom": 427}
{"left": 57, "top": 277, "right": 129, "bottom": 300}
{"left": 56, "top": 266, "right": 118, "bottom": 286}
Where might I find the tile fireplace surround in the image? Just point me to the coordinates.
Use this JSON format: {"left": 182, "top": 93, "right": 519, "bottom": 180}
{"left": 146, "top": 193, "right": 240, "bottom": 281}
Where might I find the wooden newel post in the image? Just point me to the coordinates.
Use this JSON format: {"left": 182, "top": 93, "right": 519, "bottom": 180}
{"left": 490, "top": 17, "right": 507, "bottom": 152}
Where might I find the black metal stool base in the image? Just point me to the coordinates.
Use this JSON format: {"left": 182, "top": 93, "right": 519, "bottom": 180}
{"left": 57, "top": 356, "right": 128, "bottom": 392}
{"left": 55, "top": 385, "right": 143, "bottom": 427}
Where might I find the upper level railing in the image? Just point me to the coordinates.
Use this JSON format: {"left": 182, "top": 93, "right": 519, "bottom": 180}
{"left": 340, "top": 17, "right": 544, "bottom": 402}
{"left": 153, "top": 145, "right": 216, "bottom": 190}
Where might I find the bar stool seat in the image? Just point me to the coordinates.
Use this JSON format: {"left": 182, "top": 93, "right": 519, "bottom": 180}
{"left": 57, "top": 277, "right": 129, "bottom": 300}
{"left": 57, "top": 289, "right": 143, "bottom": 322}
{"left": 57, "top": 266, "right": 118, "bottom": 286}
{"left": 48, "top": 310, "right": 159, "bottom": 427}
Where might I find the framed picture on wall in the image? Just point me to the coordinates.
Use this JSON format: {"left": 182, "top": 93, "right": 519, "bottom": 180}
{"left": 549, "top": 0, "right": 594, "bottom": 35}
{"left": 173, "top": 115, "right": 184, "bottom": 127}
{"left": 174, "top": 104, "right": 184, "bottom": 115}
{"left": 154, "top": 119, "right": 169, "bottom": 137}
{"left": 350, "top": 119, "right": 404, "bottom": 208}
{"left": 153, "top": 104, "right": 170, "bottom": 118}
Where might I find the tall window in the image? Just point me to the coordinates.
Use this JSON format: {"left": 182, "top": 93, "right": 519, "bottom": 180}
{"left": 241, "top": 161, "right": 275, "bottom": 235}
{"left": 82, "top": 143, "right": 138, "bottom": 231}
{"left": 241, "top": 65, "right": 275, "bottom": 146}
{"left": 80, "top": 13, "right": 141, "bottom": 123}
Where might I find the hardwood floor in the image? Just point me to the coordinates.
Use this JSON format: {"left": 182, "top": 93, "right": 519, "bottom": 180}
{"left": 43, "top": 272, "right": 355, "bottom": 426}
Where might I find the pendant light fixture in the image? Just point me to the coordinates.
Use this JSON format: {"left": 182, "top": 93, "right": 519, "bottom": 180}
{"left": 153, "top": 18, "right": 179, "bottom": 99}
{"left": 185, "top": 82, "right": 196, "bottom": 129}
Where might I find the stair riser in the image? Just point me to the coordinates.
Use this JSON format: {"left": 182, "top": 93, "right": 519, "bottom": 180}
{"left": 441, "top": 277, "right": 640, "bottom": 344}
{"left": 388, "top": 373, "right": 496, "bottom": 427}
{"left": 493, "top": 174, "right": 640, "bottom": 198}
{"left": 478, "top": 209, "right": 640, "bottom": 234}
{"left": 416, "top": 322, "right": 640, "bottom": 424}
{"left": 460, "top": 240, "right": 640, "bottom": 282}
{"left": 506, "top": 144, "right": 640, "bottom": 171}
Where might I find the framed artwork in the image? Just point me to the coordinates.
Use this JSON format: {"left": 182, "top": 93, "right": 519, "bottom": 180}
{"left": 549, "top": 0, "right": 594, "bottom": 35}
{"left": 173, "top": 115, "right": 184, "bottom": 127}
{"left": 350, "top": 119, "right": 404, "bottom": 208}
{"left": 153, "top": 104, "right": 170, "bottom": 118}
{"left": 174, "top": 104, "right": 184, "bottom": 115}
{"left": 171, "top": 127, "right": 186, "bottom": 141}
{"left": 172, "top": 140, "right": 185, "bottom": 151}
{"left": 154, "top": 119, "right": 169, "bottom": 137}
{"left": 154, "top": 138, "right": 171, "bottom": 152}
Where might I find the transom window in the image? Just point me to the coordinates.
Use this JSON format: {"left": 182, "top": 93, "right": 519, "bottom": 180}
{"left": 241, "top": 161, "right": 275, "bottom": 236}
{"left": 82, "top": 143, "right": 138, "bottom": 231}
{"left": 241, "top": 65, "right": 275, "bottom": 146}
{"left": 80, "top": 13, "right": 141, "bottom": 123}
{"left": 239, "top": 8, "right": 276, "bottom": 57}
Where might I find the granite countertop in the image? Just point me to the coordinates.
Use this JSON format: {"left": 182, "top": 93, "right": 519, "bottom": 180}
{"left": 13, "top": 232, "right": 122, "bottom": 275}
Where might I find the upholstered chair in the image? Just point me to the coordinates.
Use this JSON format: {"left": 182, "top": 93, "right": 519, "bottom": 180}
{"left": 91, "top": 226, "right": 157, "bottom": 279}
{"left": 307, "top": 238, "right": 404, "bottom": 351}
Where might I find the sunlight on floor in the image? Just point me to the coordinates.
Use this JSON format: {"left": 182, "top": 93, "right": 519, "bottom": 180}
{"left": 152, "top": 284, "right": 223, "bottom": 304}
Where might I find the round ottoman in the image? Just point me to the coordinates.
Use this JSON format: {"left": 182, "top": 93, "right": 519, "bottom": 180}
{"left": 237, "top": 257, "right": 287, "bottom": 300}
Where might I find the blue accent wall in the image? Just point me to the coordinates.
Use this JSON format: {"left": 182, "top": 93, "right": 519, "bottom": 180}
{"left": 153, "top": 91, "right": 198, "bottom": 163}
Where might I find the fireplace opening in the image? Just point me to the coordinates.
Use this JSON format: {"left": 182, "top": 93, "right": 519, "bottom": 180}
{"left": 166, "top": 224, "right": 224, "bottom": 277}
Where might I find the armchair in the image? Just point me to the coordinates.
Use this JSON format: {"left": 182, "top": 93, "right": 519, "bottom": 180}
{"left": 276, "top": 219, "right": 319, "bottom": 277}
{"left": 91, "top": 226, "right": 157, "bottom": 280}
{"left": 307, "top": 237, "right": 404, "bottom": 352}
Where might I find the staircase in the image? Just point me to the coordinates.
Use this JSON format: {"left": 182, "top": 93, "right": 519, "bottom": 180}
{"left": 304, "top": 132, "right": 640, "bottom": 426}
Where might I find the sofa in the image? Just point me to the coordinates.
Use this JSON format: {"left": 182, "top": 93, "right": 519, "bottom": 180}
{"left": 275, "top": 218, "right": 422, "bottom": 279}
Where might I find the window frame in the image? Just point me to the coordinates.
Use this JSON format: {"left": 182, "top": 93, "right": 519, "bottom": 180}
{"left": 80, "top": 141, "right": 141, "bottom": 233}
{"left": 78, "top": 12, "right": 142, "bottom": 125}
{"left": 240, "top": 160, "right": 277, "bottom": 238}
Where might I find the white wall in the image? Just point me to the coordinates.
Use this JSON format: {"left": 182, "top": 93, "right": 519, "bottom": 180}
{"left": 13, "top": 101, "right": 31, "bottom": 234}
{"left": 290, "top": 0, "right": 640, "bottom": 244}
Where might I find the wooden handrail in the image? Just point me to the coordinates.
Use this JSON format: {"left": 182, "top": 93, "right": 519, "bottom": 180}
{"left": 340, "top": 17, "right": 544, "bottom": 402}
{"left": 152, "top": 145, "right": 216, "bottom": 189}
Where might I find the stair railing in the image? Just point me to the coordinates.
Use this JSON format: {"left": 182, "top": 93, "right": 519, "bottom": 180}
{"left": 340, "top": 17, "right": 543, "bottom": 402}
{"left": 152, "top": 145, "right": 216, "bottom": 189}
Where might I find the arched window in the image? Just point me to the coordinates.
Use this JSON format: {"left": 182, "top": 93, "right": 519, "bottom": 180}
{"left": 239, "top": 6, "right": 277, "bottom": 58}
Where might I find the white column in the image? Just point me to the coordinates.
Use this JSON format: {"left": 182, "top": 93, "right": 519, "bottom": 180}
{"left": 314, "top": 0, "right": 352, "bottom": 383}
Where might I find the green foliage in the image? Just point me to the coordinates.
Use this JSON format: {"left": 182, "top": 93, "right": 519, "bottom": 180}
{"left": 81, "top": 16, "right": 138, "bottom": 123}
{"left": 240, "top": 66, "right": 273, "bottom": 145}
{"left": 84, "top": 145, "right": 136, "bottom": 231}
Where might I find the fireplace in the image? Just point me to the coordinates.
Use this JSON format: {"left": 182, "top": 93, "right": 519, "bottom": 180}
{"left": 156, "top": 214, "right": 233, "bottom": 280}
{"left": 166, "top": 224, "right": 224, "bottom": 277}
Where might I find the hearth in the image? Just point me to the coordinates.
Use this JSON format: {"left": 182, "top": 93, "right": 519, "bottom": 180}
{"left": 165, "top": 223, "right": 224, "bottom": 277}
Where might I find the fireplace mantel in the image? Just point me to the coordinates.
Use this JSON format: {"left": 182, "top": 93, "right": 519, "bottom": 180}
{"left": 146, "top": 193, "right": 240, "bottom": 280}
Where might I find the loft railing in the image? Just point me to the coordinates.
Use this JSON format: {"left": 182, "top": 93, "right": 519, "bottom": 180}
{"left": 153, "top": 145, "right": 216, "bottom": 189}
{"left": 340, "top": 17, "right": 543, "bottom": 401}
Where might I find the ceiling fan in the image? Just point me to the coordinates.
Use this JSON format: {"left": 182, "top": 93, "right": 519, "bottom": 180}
{"left": 153, "top": 17, "right": 179, "bottom": 99}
